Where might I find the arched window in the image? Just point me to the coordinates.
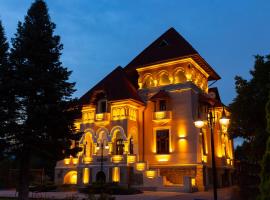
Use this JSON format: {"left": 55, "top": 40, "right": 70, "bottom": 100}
{"left": 143, "top": 75, "right": 154, "bottom": 88}
{"left": 159, "top": 72, "right": 170, "bottom": 86}
{"left": 83, "top": 133, "right": 92, "bottom": 159}
{"left": 174, "top": 70, "right": 187, "bottom": 84}
{"left": 64, "top": 171, "right": 77, "bottom": 184}
{"left": 116, "top": 139, "right": 124, "bottom": 155}
{"left": 112, "top": 131, "right": 125, "bottom": 155}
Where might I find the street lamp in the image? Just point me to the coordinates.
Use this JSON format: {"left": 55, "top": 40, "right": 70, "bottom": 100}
{"left": 194, "top": 106, "right": 229, "bottom": 200}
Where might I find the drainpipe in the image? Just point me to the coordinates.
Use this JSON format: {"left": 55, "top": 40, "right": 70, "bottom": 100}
{"left": 142, "top": 106, "right": 146, "bottom": 161}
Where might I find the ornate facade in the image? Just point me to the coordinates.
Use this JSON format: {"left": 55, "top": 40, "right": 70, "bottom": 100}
{"left": 55, "top": 28, "right": 234, "bottom": 192}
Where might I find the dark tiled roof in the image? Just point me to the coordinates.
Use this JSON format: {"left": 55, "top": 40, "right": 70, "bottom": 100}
{"left": 150, "top": 90, "right": 170, "bottom": 100}
{"left": 199, "top": 87, "right": 224, "bottom": 107}
{"left": 208, "top": 87, "right": 221, "bottom": 103}
{"left": 79, "top": 66, "right": 143, "bottom": 105}
{"left": 124, "top": 27, "right": 220, "bottom": 81}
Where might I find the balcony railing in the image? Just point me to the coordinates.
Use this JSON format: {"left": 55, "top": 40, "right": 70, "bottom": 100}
{"left": 95, "top": 113, "right": 110, "bottom": 121}
{"left": 153, "top": 111, "right": 172, "bottom": 121}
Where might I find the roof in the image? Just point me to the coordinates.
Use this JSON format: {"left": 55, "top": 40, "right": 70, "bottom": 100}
{"left": 150, "top": 90, "right": 170, "bottom": 101}
{"left": 124, "top": 27, "right": 220, "bottom": 81}
{"left": 79, "top": 66, "right": 143, "bottom": 105}
{"left": 199, "top": 87, "right": 224, "bottom": 107}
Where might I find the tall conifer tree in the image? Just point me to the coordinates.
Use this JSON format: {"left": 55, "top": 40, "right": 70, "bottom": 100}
{"left": 7, "top": 1, "right": 80, "bottom": 199}
{"left": 0, "top": 20, "right": 15, "bottom": 159}
{"left": 258, "top": 93, "right": 270, "bottom": 200}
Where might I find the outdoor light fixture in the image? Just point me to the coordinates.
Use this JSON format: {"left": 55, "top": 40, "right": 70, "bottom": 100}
{"left": 194, "top": 107, "right": 204, "bottom": 128}
{"left": 194, "top": 119, "right": 204, "bottom": 128}
{"left": 219, "top": 107, "right": 230, "bottom": 126}
{"left": 193, "top": 104, "right": 230, "bottom": 200}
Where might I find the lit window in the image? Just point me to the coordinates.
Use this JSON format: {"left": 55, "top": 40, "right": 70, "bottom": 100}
{"left": 159, "top": 73, "right": 170, "bottom": 86}
{"left": 156, "top": 129, "right": 169, "bottom": 154}
{"left": 175, "top": 70, "right": 186, "bottom": 83}
{"left": 112, "top": 167, "right": 120, "bottom": 182}
{"left": 143, "top": 76, "right": 154, "bottom": 88}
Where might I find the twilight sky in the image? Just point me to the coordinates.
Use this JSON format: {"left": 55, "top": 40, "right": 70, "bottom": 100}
{"left": 0, "top": 0, "right": 269, "bottom": 105}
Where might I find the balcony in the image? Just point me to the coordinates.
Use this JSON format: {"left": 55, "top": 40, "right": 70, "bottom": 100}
{"left": 153, "top": 111, "right": 172, "bottom": 122}
{"left": 95, "top": 113, "right": 110, "bottom": 122}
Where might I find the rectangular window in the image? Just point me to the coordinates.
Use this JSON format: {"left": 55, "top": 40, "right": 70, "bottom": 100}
{"left": 112, "top": 167, "right": 120, "bottom": 182}
{"left": 97, "top": 99, "right": 107, "bottom": 113}
{"left": 156, "top": 129, "right": 169, "bottom": 154}
{"left": 159, "top": 100, "right": 167, "bottom": 111}
{"left": 83, "top": 168, "right": 89, "bottom": 184}
{"left": 101, "top": 101, "right": 107, "bottom": 112}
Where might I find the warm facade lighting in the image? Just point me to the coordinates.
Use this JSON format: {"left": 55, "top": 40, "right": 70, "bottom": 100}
{"left": 83, "top": 157, "right": 93, "bottom": 164}
{"left": 191, "top": 178, "right": 196, "bottom": 186}
{"left": 111, "top": 155, "right": 123, "bottom": 163}
{"left": 72, "top": 157, "right": 78, "bottom": 165}
{"left": 70, "top": 173, "right": 77, "bottom": 184}
{"left": 194, "top": 120, "right": 204, "bottom": 128}
{"left": 112, "top": 167, "right": 120, "bottom": 182}
{"left": 155, "top": 111, "right": 166, "bottom": 120}
{"left": 156, "top": 154, "right": 170, "bottom": 162}
{"left": 146, "top": 170, "right": 156, "bottom": 179}
{"left": 64, "top": 158, "right": 71, "bottom": 165}
{"left": 136, "top": 162, "right": 146, "bottom": 171}
{"left": 219, "top": 107, "right": 230, "bottom": 126}
{"left": 202, "top": 155, "right": 207, "bottom": 163}
{"left": 226, "top": 158, "right": 231, "bottom": 165}
{"left": 95, "top": 113, "right": 104, "bottom": 121}
{"left": 83, "top": 168, "right": 89, "bottom": 184}
{"left": 127, "top": 155, "right": 136, "bottom": 164}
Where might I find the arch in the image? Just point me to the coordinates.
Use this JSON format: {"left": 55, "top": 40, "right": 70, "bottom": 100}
{"left": 96, "top": 171, "right": 106, "bottom": 183}
{"left": 110, "top": 126, "right": 126, "bottom": 141}
{"left": 80, "top": 129, "right": 96, "bottom": 143}
{"left": 80, "top": 132, "right": 94, "bottom": 159}
{"left": 173, "top": 68, "right": 187, "bottom": 84}
{"left": 158, "top": 71, "right": 170, "bottom": 86}
{"left": 63, "top": 171, "right": 77, "bottom": 184}
{"left": 96, "top": 127, "right": 109, "bottom": 144}
{"left": 142, "top": 74, "right": 154, "bottom": 88}
{"left": 111, "top": 126, "right": 126, "bottom": 155}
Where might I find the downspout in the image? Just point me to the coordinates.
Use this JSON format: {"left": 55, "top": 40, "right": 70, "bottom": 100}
{"left": 142, "top": 106, "right": 146, "bottom": 161}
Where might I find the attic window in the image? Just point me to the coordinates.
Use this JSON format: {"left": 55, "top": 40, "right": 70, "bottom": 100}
{"left": 158, "top": 40, "right": 169, "bottom": 48}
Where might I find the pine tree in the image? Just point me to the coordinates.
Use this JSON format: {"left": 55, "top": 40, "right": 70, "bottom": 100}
{"left": 0, "top": 20, "right": 9, "bottom": 159}
{"left": 7, "top": 1, "right": 80, "bottom": 199}
{"left": 0, "top": 20, "right": 15, "bottom": 160}
{"left": 258, "top": 93, "right": 270, "bottom": 200}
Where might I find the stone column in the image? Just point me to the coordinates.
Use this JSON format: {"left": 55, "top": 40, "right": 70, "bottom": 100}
{"left": 196, "top": 165, "right": 205, "bottom": 191}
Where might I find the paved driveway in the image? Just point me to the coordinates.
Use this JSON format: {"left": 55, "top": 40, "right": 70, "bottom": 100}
{"left": 0, "top": 187, "right": 239, "bottom": 200}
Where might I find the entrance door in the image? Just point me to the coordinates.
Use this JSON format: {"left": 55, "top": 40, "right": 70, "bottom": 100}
{"left": 96, "top": 171, "right": 106, "bottom": 183}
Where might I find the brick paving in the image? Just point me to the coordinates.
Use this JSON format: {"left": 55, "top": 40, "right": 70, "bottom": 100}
{"left": 0, "top": 187, "right": 238, "bottom": 200}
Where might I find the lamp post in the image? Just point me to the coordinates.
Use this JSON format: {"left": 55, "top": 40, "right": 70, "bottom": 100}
{"left": 194, "top": 105, "right": 229, "bottom": 200}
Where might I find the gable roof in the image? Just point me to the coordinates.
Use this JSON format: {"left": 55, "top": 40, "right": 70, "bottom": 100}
{"left": 124, "top": 27, "right": 220, "bottom": 81}
{"left": 79, "top": 66, "right": 143, "bottom": 105}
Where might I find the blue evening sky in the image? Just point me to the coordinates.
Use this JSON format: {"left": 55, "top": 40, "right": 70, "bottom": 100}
{"left": 0, "top": 0, "right": 269, "bottom": 106}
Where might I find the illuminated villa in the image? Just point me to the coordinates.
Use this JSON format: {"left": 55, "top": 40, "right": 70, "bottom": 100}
{"left": 55, "top": 28, "right": 234, "bottom": 192}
